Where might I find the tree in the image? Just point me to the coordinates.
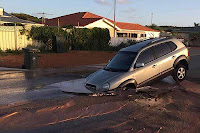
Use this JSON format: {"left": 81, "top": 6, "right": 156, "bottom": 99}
{"left": 194, "top": 22, "right": 200, "bottom": 27}
{"left": 11, "top": 13, "right": 41, "bottom": 23}
{"left": 146, "top": 24, "right": 163, "bottom": 31}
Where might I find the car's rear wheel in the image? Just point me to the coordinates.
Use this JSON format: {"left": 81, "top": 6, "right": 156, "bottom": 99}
{"left": 173, "top": 65, "right": 187, "bottom": 82}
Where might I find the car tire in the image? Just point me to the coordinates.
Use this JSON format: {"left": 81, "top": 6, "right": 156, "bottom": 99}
{"left": 173, "top": 65, "right": 187, "bottom": 82}
{"left": 116, "top": 86, "right": 136, "bottom": 97}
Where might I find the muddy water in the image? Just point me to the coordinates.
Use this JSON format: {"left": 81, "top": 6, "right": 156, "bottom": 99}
{"left": 0, "top": 80, "right": 200, "bottom": 133}
{"left": 0, "top": 65, "right": 103, "bottom": 105}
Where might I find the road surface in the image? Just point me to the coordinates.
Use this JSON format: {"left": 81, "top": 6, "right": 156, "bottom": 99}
{"left": 0, "top": 48, "right": 199, "bottom": 133}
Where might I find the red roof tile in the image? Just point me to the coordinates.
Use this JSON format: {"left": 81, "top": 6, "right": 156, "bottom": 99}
{"left": 45, "top": 12, "right": 158, "bottom": 32}
{"left": 45, "top": 12, "right": 102, "bottom": 27}
{"left": 82, "top": 12, "right": 102, "bottom": 19}
{"left": 116, "top": 22, "right": 159, "bottom": 32}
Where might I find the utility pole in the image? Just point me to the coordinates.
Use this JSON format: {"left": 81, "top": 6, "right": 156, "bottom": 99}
{"left": 151, "top": 13, "right": 153, "bottom": 25}
{"left": 57, "top": 18, "right": 60, "bottom": 33}
{"left": 37, "top": 12, "right": 53, "bottom": 24}
{"left": 113, "top": 0, "right": 117, "bottom": 38}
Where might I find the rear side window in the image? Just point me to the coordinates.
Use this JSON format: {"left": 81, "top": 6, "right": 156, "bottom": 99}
{"left": 137, "top": 48, "right": 154, "bottom": 64}
{"left": 153, "top": 43, "right": 171, "bottom": 58}
{"left": 168, "top": 41, "right": 177, "bottom": 51}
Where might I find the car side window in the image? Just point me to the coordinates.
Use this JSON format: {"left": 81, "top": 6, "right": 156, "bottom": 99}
{"left": 153, "top": 42, "right": 171, "bottom": 59}
{"left": 137, "top": 48, "right": 154, "bottom": 64}
{"left": 168, "top": 41, "right": 177, "bottom": 51}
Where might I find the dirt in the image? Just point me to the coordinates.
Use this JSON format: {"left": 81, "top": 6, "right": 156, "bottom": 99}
{"left": 0, "top": 81, "right": 200, "bottom": 133}
{"left": 0, "top": 51, "right": 116, "bottom": 68}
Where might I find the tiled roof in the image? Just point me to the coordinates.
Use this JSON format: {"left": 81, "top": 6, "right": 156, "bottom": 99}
{"left": 45, "top": 12, "right": 102, "bottom": 27}
{"left": 45, "top": 12, "right": 158, "bottom": 32}
{"left": 116, "top": 22, "right": 159, "bottom": 32}
{"left": 0, "top": 11, "right": 37, "bottom": 24}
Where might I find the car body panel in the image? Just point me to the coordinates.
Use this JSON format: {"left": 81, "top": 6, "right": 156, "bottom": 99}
{"left": 133, "top": 59, "right": 160, "bottom": 85}
{"left": 85, "top": 37, "right": 190, "bottom": 92}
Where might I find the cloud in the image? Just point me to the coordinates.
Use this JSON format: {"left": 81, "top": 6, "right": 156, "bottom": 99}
{"left": 117, "top": 0, "right": 130, "bottom": 4}
{"left": 120, "top": 7, "right": 136, "bottom": 13}
{"left": 95, "top": 0, "right": 110, "bottom": 5}
{"left": 95, "top": 0, "right": 130, "bottom": 6}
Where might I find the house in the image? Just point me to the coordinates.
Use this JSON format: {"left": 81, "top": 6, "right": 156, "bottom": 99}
{"left": 173, "top": 26, "right": 200, "bottom": 41}
{"left": 45, "top": 12, "right": 160, "bottom": 42}
{"left": 0, "top": 8, "right": 44, "bottom": 51}
{"left": 0, "top": 8, "right": 43, "bottom": 26}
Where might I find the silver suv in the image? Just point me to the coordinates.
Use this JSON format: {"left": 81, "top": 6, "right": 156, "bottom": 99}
{"left": 85, "top": 38, "right": 190, "bottom": 93}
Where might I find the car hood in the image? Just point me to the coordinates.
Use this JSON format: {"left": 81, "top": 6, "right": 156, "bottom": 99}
{"left": 86, "top": 69, "right": 123, "bottom": 88}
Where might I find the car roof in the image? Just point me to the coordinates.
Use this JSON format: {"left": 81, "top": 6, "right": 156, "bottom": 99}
{"left": 120, "top": 37, "right": 174, "bottom": 52}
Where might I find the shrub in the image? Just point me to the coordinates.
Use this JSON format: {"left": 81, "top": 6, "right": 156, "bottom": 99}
{"left": 28, "top": 26, "right": 111, "bottom": 52}
{"left": 29, "top": 26, "right": 60, "bottom": 44}
{"left": 107, "top": 39, "right": 137, "bottom": 51}
{"left": 5, "top": 49, "right": 23, "bottom": 54}
{"left": 71, "top": 28, "right": 111, "bottom": 51}
{"left": 190, "top": 32, "right": 200, "bottom": 40}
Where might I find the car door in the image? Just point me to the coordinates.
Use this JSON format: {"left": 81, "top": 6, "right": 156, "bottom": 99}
{"left": 134, "top": 47, "right": 160, "bottom": 86}
{"left": 152, "top": 42, "right": 177, "bottom": 75}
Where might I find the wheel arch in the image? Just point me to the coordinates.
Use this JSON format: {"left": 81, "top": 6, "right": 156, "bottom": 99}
{"left": 118, "top": 79, "right": 137, "bottom": 89}
{"left": 173, "top": 55, "right": 189, "bottom": 70}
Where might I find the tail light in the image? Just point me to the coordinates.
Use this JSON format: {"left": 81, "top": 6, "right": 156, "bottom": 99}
{"left": 187, "top": 48, "right": 190, "bottom": 56}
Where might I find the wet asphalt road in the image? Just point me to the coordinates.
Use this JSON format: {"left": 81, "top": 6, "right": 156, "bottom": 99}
{"left": 0, "top": 65, "right": 103, "bottom": 105}
{"left": 0, "top": 49, "right": 199, "bottom": 105}
{"left": 186, "top": 48, "right": 200, "bottom": 84}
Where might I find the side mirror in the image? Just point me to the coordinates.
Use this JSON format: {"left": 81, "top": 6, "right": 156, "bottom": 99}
{"left": 135, "top": 63, "right": 145, "bottom": 68}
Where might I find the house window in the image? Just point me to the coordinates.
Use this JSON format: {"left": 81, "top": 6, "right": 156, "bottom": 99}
{"left": 131, "top": 33, "right": 138, "bottom": 38}
{"left": 141, "top": 34, "right": 146, "bottom": 38}
{"left": 123, "top": 33, "right": 128, "bottom": 37}
{"left": 117, "top": 33, "right": 123, "bottom": 37}
{"left": 117, "top": 33, "right": 128, "bottom": 38}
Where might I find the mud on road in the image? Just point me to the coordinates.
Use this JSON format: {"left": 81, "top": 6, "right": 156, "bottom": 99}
{"left": 0, "top": 48, "right": 199, "bottom": 133}
{"left": 0, "top": 80, "right": 200, "bottom": 133}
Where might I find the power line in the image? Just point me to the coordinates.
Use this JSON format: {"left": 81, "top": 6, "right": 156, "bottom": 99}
{"left": 36, "top": 12, "right": 53, "bottom": 24}
{"left": 106, "top": 2, "right": 115, "bottom": 18}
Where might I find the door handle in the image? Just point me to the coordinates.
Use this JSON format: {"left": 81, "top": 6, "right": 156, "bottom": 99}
{"left": 152, "top": 64, "right": 157, "bottom": 68}
{"left": 172, "top": 55, "right": 176, "bottom": 59}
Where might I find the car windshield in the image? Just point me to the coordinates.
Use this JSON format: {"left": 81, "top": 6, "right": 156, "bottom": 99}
{"left": 104, "top": 51, "right": 137, "bottom": 72}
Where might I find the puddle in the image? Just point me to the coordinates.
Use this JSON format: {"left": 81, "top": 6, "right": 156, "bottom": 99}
{"left": 46, "top": 78, "right": 93, "bottom": 94}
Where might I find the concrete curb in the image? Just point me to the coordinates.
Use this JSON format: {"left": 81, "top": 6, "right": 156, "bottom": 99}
{"left": 0, "top": 67, "right": 29, "bottom": 71}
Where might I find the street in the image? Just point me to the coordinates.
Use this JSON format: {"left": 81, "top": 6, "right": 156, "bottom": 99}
{"left": 0, "top": 48, "right": 199, "bottom": 133}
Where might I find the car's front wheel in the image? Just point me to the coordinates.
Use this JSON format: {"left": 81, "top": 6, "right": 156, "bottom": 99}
{"left": 173, "top": 65, "right": 187, "bottom": 82}
{"left": 116, "top": 85, "right": 136, "bottom": 97}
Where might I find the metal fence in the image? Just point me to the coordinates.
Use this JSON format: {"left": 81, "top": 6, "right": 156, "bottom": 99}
{"left": 0, "top": 26, "right": 41, "bottom": 51}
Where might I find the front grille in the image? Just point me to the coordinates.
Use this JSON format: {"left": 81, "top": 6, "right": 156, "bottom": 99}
{"left": 85, "top": 83, "right": 96, "bottom": 90}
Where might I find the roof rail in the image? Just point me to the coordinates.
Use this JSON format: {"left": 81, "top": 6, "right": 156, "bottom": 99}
{"left": 141, "top": 37, "right": 173, "bottom": 49}
{"left": 149, "top": 37, "right": 167, "bottom": 44}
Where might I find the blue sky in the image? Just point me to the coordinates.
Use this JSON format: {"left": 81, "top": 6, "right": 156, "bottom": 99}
{"left": 0, "top": 0, "right": 200, "bottom": 26}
